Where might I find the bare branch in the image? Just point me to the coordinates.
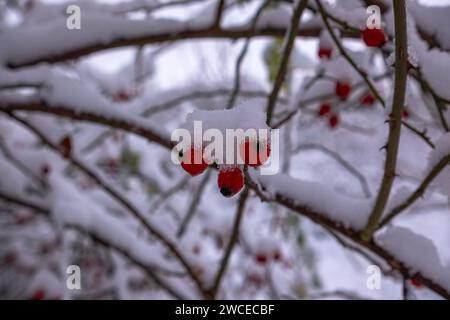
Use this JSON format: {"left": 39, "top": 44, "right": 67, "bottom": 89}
{"left": 362, "top": 0, "right": 408, "bottom": 241}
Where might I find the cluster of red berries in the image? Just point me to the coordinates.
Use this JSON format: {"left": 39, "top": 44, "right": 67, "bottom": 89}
{"left": 179, "top": 138, "right": 271, "bottom": 198}
{"left": 255, "top": 249, "right": 282, "bottom": 265}
{"left": 317, "top": 103, "right": 340, "bottom": 129}
{"left": 317, "top": 89, "right": 378, "bottom": 129}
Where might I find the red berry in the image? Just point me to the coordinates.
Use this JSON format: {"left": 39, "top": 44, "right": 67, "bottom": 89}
{"left": 361, "top": 28, "right": 386, "bottom": 48}
{"left": 255, "top": 254, "right": 268, "bottom": 265}
{"left": 180, "top": 147, "right": 208, "bottom": 176}
{"left": 239, "top": 138, "right": 271, "bottom": 167}
{"left": 273, "top": 250, "right": 282, "bottom": 262}
{"left": 328, "top": 114, "right": 340, "bottom": 129}
{"left": 410, "top": 279, "right": 422, "bottom": 289}
{"left": 318, "top": 103, "right": 332, "bottom": 117}
{"left": 31, "top": 290, "right": 45, "bottom": 300}
{"left": 402, "top": 109, "right": 409, "bottom": 119}
{"left": 217, "top": 166, "right": 244, "bottom": 198}
{"left": 318, "top": 47, "right": 332, "bottom": 60}
{"left": 361, "top": 93, "right": 376, "bottom": 106}
{"left": 335, "top": 82, "right": 352, "bottom": 100}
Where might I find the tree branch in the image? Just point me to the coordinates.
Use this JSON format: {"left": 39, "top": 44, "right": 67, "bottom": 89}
{"left": 3, "top": 112, "right": 206, "bottom": 297}
{"left": 361, "top": 0, "right": 408, "bottom": 241}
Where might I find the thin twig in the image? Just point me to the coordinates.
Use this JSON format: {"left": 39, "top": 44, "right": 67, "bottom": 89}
{"left": 266, "top": 0, "right": 309, "bottom": 125}
{"left": 177, "top": 169, "right": 211, "bottom": 238}
{"left": 0, "top": 190, "right": 187, "bottom": 299}
{"left": 293, "top": 143, "right": 372, "bottom": 198}
{"left": 315, "top": 0, "right": 386, "bottom": 108}
{"left": 226, "top": 0, "right": 272, "bottom": 109}
{"left": 208, "top": 187, "right": 249, "bottom": 299}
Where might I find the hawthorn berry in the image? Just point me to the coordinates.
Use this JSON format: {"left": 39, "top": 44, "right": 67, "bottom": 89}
{"left": 31, "top": 289, "right": 45, "bottom": 300}
{"left": 217, "top": 166, "right": 244, "bottom": 198}
{"left": 361, "top": 28, "right": 386, "bottom": 48}
{"left": 255, "top": 254, "right": 268, "bottom": 265}
{"left": 318, "top": 47, "right": 332, "bottom": 60}
{"left": 410, "top": 279, "right": 422, "bottom": 289}
{"left": 335, "top": 82, "right": 352, "bottom": 100}
{"left": 328, "top": 114, "right": 340, "bottom": 129}
{"left": 273, "top": 250, "right": 282, "bottom": 262}
{"left": 402, "top": 109, "right": 409, "bottom": 119}
{"left": 180, "top": 146, "right": 208, "bottom": 176}
{"left": 318, "top": 103, "right": 332, "bottom": 117}
{"left": 239, "top": 138, "right": 271, "bottom": 167}
{"left": 361, "top": 93, "right": 376, "bottom": 106}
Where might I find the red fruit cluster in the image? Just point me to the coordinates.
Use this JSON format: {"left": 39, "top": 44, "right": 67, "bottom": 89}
{"left": 179, "top": 139, "right": 270, "bottom": 198}
{"left": 317, "top": 103, "right": 340, "bottom": 129}
{"left": 335, "top": 82, "right": 352, "bottom": 100}
{"left": 318, "top": 47, "right": 332, "bottom": 60}
{"left": 361, "top": 28, "right": 386, "bottom": 48}
{"left": 255, "top": 249, "right": 283, "bottom": 265}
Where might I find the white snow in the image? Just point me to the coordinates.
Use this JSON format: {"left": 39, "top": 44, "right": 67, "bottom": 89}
{"left": 257, "top": 173, "right": 372, "bottom": 230}
{"left": 376, "top": 226, "right": 450, "bottom": 292}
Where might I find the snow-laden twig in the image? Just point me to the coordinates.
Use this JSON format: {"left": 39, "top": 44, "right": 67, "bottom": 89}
{"left": 0, "top": 190, "right": 188, "bottom": 299}
{"left": 4, "top": 112, "right": 206, "bottom": 297}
